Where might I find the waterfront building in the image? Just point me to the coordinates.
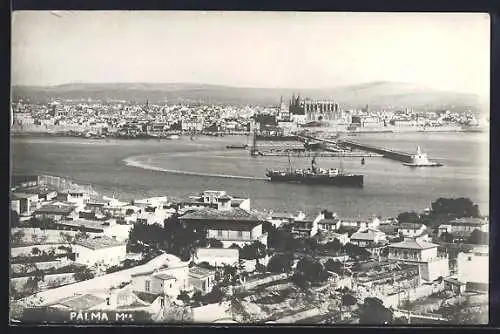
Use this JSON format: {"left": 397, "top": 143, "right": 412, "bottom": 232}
{"left": 456, "top": 246, "right": 488, "bottom": 291}
{"left": 317, "top": 217, "right": 342, "bottom": 232}
{"left": 11, "top": 192, "right": 40, "bottom": 217}
{"left": 285, "top": 212, "right": 324, "bottom": 238}
{"left": 179, "top": 190, "right": 251, "bottom": 213}
{"left": 179, "top": 207, "right": 268, "bottom": 248}
{"left": 73, "top": 235, "right": 127, "bottom": 268}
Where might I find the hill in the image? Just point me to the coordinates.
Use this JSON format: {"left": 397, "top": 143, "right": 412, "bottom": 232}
{"left": 12, "top": 81, "right": 483, "bottom": 111}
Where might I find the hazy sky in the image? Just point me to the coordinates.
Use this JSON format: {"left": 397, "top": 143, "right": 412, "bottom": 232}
{"left": 12, "top": 11, "right": 490, "bottom": 96}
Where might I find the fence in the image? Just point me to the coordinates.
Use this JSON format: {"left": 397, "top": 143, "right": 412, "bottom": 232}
{"left": 380, "top": 282, "right": 445, "bottom": 308}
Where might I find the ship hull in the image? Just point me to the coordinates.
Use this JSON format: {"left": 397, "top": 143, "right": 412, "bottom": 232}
{"left": 267, "top": 173, "right": 364, "bottom": 187}
{"left": 403, "top": 163, "right": 443, "bottom": 167}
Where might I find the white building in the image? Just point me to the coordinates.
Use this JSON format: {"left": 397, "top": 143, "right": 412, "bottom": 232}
{"left": 130, "top": 257, "right": 190, "bottom": 298}
{"left": 438, "top": 217, "right": 489, "bottom": 236}
{"left": 388, "top": 237, "right": 449, "bottom": 282}
{"left": 457, "top": 246, "right": 488, "bottom": 287}
{"left": 188, "top": 266, "right": 216, "bottom": 294}
{"left": 397, "top": 223, "right": 427, "bottom": 238}
{"left": 193, "top": 248, "right": 239, "bottom": 267}
{"left": 73, "top": 236, "right": 127, "bottom": 268}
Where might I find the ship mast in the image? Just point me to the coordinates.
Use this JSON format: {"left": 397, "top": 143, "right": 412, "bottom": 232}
{"left": 288, "top": 151, "right": 292, "bottom": 172}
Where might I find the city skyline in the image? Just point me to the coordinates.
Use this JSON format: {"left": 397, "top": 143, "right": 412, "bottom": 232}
{"left": 12, "top": 11, "right": 490, "bottom": 97}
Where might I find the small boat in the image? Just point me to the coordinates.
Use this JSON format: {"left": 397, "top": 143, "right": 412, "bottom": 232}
{"left": 403, "top": 146, "right": 444, "bottom": 167}
{"left": 226, "top": 144, "right": 248, "bottom": 150}
{"left": 361, "top": 158, "right": 365, "bottom": 165}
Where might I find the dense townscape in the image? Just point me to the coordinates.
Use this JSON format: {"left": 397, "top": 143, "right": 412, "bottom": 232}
{"left": 10, "top": 174, "right": 488, "bottom": 324}
{"left": 11, "top": 95, "right": 486, "bottom": 140}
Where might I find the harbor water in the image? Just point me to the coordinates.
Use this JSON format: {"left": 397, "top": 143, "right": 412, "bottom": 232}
{"left": 11, "top": 131, "right": 489, "bottom": 218}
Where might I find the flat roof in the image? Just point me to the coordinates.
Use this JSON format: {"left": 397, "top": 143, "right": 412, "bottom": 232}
{"left": 75, "top": 236, "right": 126, "bottom": 250}
{"left": 49, "top": 294, "right": 105, "bottom": 310}
{"left": 189, "top": 266, "right": 216, "bottom": 279}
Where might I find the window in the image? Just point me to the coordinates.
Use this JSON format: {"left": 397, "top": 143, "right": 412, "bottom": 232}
{"left": 218, "top": 230, "right": 223, "bottom": 237}
{"left": 202, "top": 280, "right": 206, "bottom": 291}
{"left": 145, "top": 280, "right": 151, "bottom": 292}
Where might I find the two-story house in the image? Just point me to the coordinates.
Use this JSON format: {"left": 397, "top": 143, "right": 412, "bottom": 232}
{"left": 397, "top": 222, "right": 428, "bottom": 238}
{"left": 73, "top": 235, "right": 127, "bottom": 268}
{"left": 33, "top": 203, "right": 76, "bottom": 221}
{"left": 438, "top": 217, "right": 489, "bottom": 237}
{"left": 388, "top": 236, "right": 449, "bottom": 282}
{"left": 179, "top": 207, "right": 268, "bottom": 248}
{"left": 350, "top": 228, "right": 388, "bottom": 256}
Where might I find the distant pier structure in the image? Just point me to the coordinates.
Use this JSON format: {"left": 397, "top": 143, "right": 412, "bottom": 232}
{"left": 339, "top": 139, "right": 414, "bottom": 163}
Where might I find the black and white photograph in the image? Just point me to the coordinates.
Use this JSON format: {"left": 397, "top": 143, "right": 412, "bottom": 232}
{"left": 10, "top": 11, "right": 490, "bottom": 325}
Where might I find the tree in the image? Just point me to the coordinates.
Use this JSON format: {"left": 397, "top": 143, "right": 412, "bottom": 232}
{"left": 324, "top": 239, "right": 343, "bottom": 254}
{"left": 177, "top": 291, "right": 191, "bottom": 305}
{"left": 73, "top": 267, "right": 95, "bottom": 282}
{"left": 324, "top": 259, "right": 343, "bottom": 275}
{"left": 439, "top": 231, "right": 454, "bottom": 243}
{"left": 31, "top": 247, "right": 41, "bottom": 256}
{"left": 341, "top": 294, "right": 357, "bottom": 307}
{"left": 75, "top": 226, "right": 89, "bottom": 240}
{"left": 267, "top": 253, "right": 294, "bottom": 273}
{"left": 397, "top": 211, "right": 420, "bottom": 224}
{"left": 10, "top": 210, "right": 20, "bottom": 227}
{"left": 59, "top": 232, "right": 75, "bottom": 247}
{"left": 468, "top": 229, "right": 488, "bottom": 245}
{"left": 229, "top": 243, "right": 241, "bottom": 249}
{"left": 431, "top": 197, "right": 480, "bottom": 219}
{"left": 358, "top": 297, "right": 393, "bottom": 325}
{"left": 11, "top": 230, "right": 25, "bottom": 247}
{"left": 240, "top": 241, "right": 266, "bottom": 260}
{"left": 296, "top": 257, "right": 329, "bottom": 284}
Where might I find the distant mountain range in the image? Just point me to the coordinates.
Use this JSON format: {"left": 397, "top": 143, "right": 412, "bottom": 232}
{"left": 12, "top": 81, "right": 486, "bottom": 111}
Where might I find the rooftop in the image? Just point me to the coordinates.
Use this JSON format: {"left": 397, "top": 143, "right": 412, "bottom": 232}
{"left": 57, "top": 219, "right": 109, "bottom": 231}
{"left": 34, "top": 204, "right": 74, "bottom": 215}
{"left": 351, "top": 228, "right": 385, "bottom": 241}
{"left": 75, "top": 236, "right": 126, "bottom": 250}
{"left": 389, "top": 238, "right": 438, "bottom": 250}
{"left": 318, "top": 218, "right": 341, "bottom": 225}
{"left": 450, "top": 217, "right": 488, "bottom": 225}
{"left": 153, "top": 273, "right": 177, "bottom": 281}
{"left": 398, "top": 222, "right": 424, "bottom": 230}
{"left": 189, "top": 266, "right": 216, "bottom": 279}
{"left": 49, "top": 294, "right": 105, "bottom": 310}
{"left": 179, "top": 207, "right": 266, "bottom": 223}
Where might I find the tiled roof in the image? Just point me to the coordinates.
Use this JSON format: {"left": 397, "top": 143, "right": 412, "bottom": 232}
{"left": 179, "top": 207, "right": 266, "bottom": 223}
{"left": 34, "top": 204, "right": 74, "bottom": 215}
{"left": 351, "top": 229, "right": 385, "bottom": 241}
{"left": 450, "top": 218, "right": 488, "bottom": 226}
{"left": 75, "top": 236, "right": 126, "bottom": 250}
{"left": 57, "top": 219, "right": 107, "bottom": 230}
{"left": 389, "top": 239, "right": 438, "bottom": 250}
{"left": 319, "top": 218, "right": 340, "bottom": 225}
{"left": 153, "top": 273, "right": 177, "bottom": 281}
{"left": 269, "top": 212, "right": 294, "bottom": 219}
{"left": 189, "top": 266, "right": 215, "bottom": 279}
{"left": 49, "top": 294, "right": 105, "bottom": 310}
{"left": 398, "top": 223, "right": 424, "bottom": 230}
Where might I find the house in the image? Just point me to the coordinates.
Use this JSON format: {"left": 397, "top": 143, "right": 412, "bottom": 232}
{"left": 188, "top": 266, "right": 216, "bottom": 294}
{"left": 179, "top": 207, "right": 268, "bottom": 248}
{"left": 443, "top": 277, "right": 467, "bottom": 295}
{"left": 193, "top": 248, "right": 239, "bottom": 267}
{"left": 388, "top": 237, "right": 449, "bottom": 282}
{"left": 12, "top": 186, "right": 58, "bottom": 203}
{"left": 11, "top": 175, "right": 40, "bottom": 190}
{"left": 11, "top": 192, "right": 40, "bottom": 216}
{"left": 438, "top": 217, "right": 489, "bottom": 236}
{"left": 350, "top": 228, "right": 388, "bottom": 256}
{"left": 179, "top": 190, "right": 251, "bottom": 213}
{"left": 286, "top": 212, "right": 324, "bottom": 238}
{"left": 57, "top": 190, "right": 89, "bottom": 206}
{"left": 267, "top": 212, "right": 295, "bottom": 229}
{"left": 317, "top": 217, "right": 341, "bottom": 232}
{"left": 73, "top": 236, "right": 127, "bottom": 268}
{"left": 397, "top": 223, "right": 427, "bottom": 238}
{"left": 456, "top": 246, "right": 488, "bottom": 291}
{"left": 33, "top": 203, "right": 76, "bottom": 221}
{"left": 339, "top": 216, "right": 381, "bottom": 230}
{"left": 136, "top": 206, "right": 172, "bottom": 227}
{"left": 130, "top": 257, "right": 190, "bottom": 298}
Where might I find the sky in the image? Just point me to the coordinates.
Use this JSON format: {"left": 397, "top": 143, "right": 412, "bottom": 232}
{"left": 11, "top": 11, "right": 490, "bottom": 96}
